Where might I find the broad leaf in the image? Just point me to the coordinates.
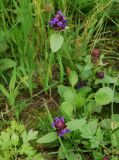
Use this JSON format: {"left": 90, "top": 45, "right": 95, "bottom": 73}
{"left": 68, "top": 152, "right": 78, "bottom": 160}
{"left": 80, "top": 119, "right": 98, "bottom": 139}
{"left": 90, "top": 127, "right": 103, "bottom": 148}
{"left": 84, "top": 101, "right": 102, "bottom": 115}
{"left": 58, "top": 85, "right": 76, "bottom": 103}
{"left": 95, "top": 87, "right": 113, "bottom": 105}
{"left": 37, "top": 132, "right": 57, "bottom": 144}
{"left": 61, "top": 101, "right": 73, "bottom": 117}
{"left": 58, "top": 85, "right": 68, "bottom": 97}
{"left": 67, "top": 118, "right": 86, "bottom": 131}
{"left": 79, "top": 87, "right": 91, "bottom": 97}
{"left": 50, "top": 33, "right": 64, "bottom": 52}
{"left": 74, "top": 93, "right": 85, "bottom": 108}
{"left": 100, "top": 119, "right": 111, "bottom": 130}
{"left": 102, "top": 75, "right": 116, "bottom": 84}
{"left": 62, "top": 88, "right": 76, "bottom": 103}
{"left": 84, "top": 62, "right": 93, "bottom": 70}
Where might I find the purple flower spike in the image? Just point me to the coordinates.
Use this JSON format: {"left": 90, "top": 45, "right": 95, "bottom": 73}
{"left": 52, "top": 117, "right": 70, "bottom": 137}
{"left": 49, "top": 10, "right": 68, "bottom": 30}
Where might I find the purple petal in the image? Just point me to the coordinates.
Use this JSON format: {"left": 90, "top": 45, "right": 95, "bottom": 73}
{"left": 57, "top": 21, "right": 63, "bottom": 27}
{"left": 58, "top": 128, "right": 70, "bottom": 137}
{"left": 54, "top": 117, "right": 60, "bottom": 122}
{"left": 62, "top": 129, "right": 68, "bottom": 134}
{"left": 60, "top": 117, "right": 64, "bottom": 122}
{"left": 51, "top": 122, "right": 55, "bottom": 127}
{"left": 58, "top": 132, "right": 64, "bottom": 137}
{"left": 66, "top": 129, "right": 70, "bottom": 133}
{"left": 49, "top": 10, "right": 68, "bottom": 30}
{"left": 56, "top": 10, "right": 64, "bottom": 18}
{"left": 49, "top": 20, "right": 54, "bottom": 26}
{"left": 57, "top": 10, "right": 62, "bottom": 15}
{"left": 53, "top": 18, "right": 59, "bottom": 23}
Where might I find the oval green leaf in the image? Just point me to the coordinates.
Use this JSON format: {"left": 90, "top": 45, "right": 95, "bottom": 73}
{"left": 50, "top": 33, "right": 64, "bottom": 52}
{"left": 37, "top": 132, "right": 57, "bottom": 144}
{"left": 66, "top": 118, "right": 86, "bottom": 131}
{"left": 61, "top": 101, "right": 73, "bottom": 117}
{"left": 95, "top": 87, "right": 113, "bottom": 105}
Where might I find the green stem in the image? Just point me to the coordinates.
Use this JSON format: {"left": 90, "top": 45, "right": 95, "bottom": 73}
{"left": 57, "top": 53, "right": 64, "bottom": 83}
{"left": 58, "top": 137, "right": 69, "bottom": 160}
{"left": 45, "top": 52, "right": 54, "bottom": 87}
{"left": 43, "top": 99, "right": 53, "bottom": 123}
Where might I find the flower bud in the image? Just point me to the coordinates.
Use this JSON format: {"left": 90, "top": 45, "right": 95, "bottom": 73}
{"left": 96, "top": 71, "right": 104, "bottom": 79}
{"left": 91, "top": 48, "right": 100, "bottom": 63}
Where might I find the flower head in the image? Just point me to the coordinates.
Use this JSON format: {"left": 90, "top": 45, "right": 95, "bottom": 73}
{"left": 91, "top": 48, "right": 100, "bottom": 63}
{"left": 75, "top": 81, "right": 87, "bottom": 89}
{"left": 52, "top": 117, "right": 70, "bottom": 137}
{"left": 49, "top": 10, "right": 68, "bottom": 30}
{"left": 96, "top": 71, "right": 104, "bottom": 79}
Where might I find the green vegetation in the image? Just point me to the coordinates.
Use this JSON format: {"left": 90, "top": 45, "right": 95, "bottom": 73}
{"left": 0, "top": 0, "right": 119, "bottom": 159}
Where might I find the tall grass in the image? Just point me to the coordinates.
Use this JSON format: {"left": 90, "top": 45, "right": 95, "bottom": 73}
{"left": 0, "top": 0, "right": 118, "bottom": 112}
